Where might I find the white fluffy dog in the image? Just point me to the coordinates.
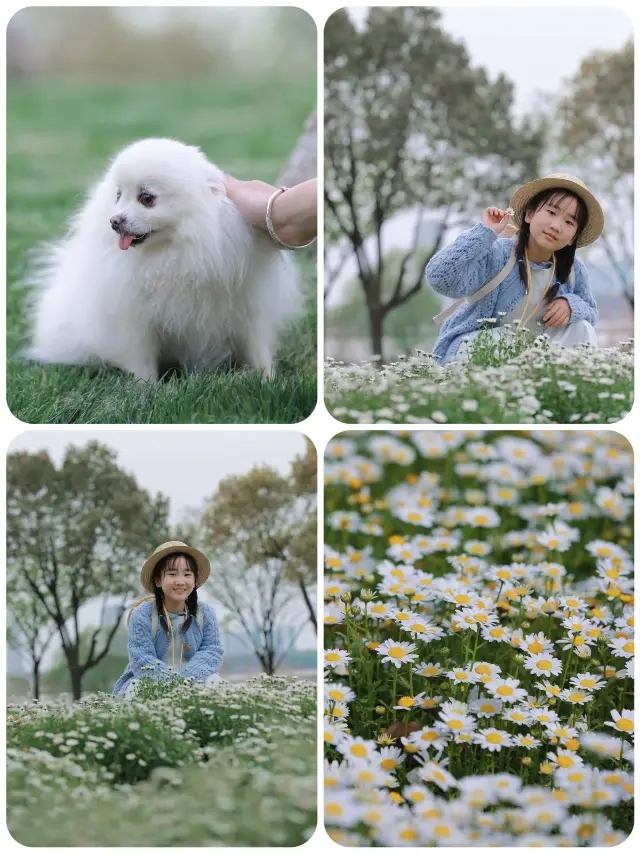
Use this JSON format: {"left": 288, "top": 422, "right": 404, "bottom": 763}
{"left": 25, "top": 138, "right": 301, "bottom": 381}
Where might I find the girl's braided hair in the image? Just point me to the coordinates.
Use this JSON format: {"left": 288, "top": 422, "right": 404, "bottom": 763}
{"left": 152, "top": 552, "right": 198, "bottom": 633}
{"left": 513, "top": 188, "right": 588, "bottom": 303}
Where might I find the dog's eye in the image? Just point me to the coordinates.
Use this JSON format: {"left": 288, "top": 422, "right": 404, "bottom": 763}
{"left": 138, "top": 192, "right": 156, "bottom": 208}
{"left": 116, "top": 189, "right": 121, "bottom": 202}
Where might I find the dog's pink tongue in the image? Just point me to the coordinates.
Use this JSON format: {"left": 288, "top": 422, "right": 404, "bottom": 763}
{"left": 119, "top": 233, "right": 134, "bottom": 251}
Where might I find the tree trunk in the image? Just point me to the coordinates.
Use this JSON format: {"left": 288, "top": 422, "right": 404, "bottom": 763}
{"left": 32, "top": 659, "right": 40, "bottom": 701}
{"left": 69, "top": 666, "right": 83, "bottom": 701}
{"left": 369, "top": 307, "right": 385, "bottom": 364}
{"left": 298, "top": 577, "right": 317, "bottom": 633}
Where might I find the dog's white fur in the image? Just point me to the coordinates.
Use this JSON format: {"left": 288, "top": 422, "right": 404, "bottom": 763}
{"left": 26, "top": 138, "right": 300, "bottom": 380}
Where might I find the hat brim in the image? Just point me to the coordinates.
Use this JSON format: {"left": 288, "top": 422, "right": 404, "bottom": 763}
{"left": 510, "top": 177, "right": 604, "bottom": 248}
{"left": 140, "top": 542, "right": 210, "bottom": 594}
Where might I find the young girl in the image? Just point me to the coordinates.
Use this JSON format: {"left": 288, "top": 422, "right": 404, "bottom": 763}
{"left": 113, "top": 541, "right": 224, "bottom": 698}
{"left": 427, "top": 174, "right": 604, "bottom": 364}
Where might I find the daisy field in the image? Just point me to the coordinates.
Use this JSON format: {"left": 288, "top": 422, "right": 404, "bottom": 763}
{"left": 323, "top": 430, "right": 633, "bottom": 846}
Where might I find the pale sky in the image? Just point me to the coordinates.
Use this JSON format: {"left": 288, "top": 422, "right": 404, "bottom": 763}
{"left": 348, "top": 5, "right": 633, "bottom": 115}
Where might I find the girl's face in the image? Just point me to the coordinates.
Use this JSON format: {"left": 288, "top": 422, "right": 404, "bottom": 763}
{"left": 155, "top": 555, "right": 196, "bottom": 605}
{"left": 525, "top": 192, "right": 581, "bottom": 253}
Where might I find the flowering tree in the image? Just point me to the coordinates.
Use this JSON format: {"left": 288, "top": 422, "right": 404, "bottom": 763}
{"left": 325, "top": 6, "right": 545, "bottom": 362}
{"left": 6, "top": 442, "right": 169, "bottom": 699}
{"left": 554, "top": 40, "right": 633, "bottom": 305}
{"left": 7, "top": 594, "right": 56, "bottom": 700}
{"left": 201, "top": 450, "right": 317, "bottom": 675}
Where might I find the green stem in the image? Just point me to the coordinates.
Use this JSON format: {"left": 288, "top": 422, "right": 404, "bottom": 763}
{"left": 393, "top": 667, "right": 398, "bottom": 723}
{"left": 559, "top": 638, "right": 576, "bottom": 690}
{"left": 470, "top": 627, "right": 481, "bottom": 668}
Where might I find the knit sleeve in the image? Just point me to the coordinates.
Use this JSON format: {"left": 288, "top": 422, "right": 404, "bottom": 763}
{"left": 179, "top": 603, "right": 224, "bottom": 681}
{"left": 128, "top": 603, "right": 173, "bottom": 681}
{"left": 558, "top": 257, "right": 598, "bottom": 326}
{"left": 426, "top": 222, "right": 506, "bottom": 298}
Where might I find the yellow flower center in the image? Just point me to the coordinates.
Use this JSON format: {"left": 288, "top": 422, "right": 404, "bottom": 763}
{"left": 326, "top": 803, "right": 343, "bottom": 817}
{"left": 497, "top": 685, "right": 514, "bottom": 696}
{"left": 557, "top": 755, "right": 574, "bottom": 768}
{"left": 380, "top": 758, "right": 396, "bottom": 771}
{"left": 616, "top": 717, "right": 633, "bottom": 732}
{"left": 351, "top": 744, "right": 367, "bottom": 758}
{"left": 447, "top": 719, "right": 464, "bottom": 730}
{"left": 400, "top": 828, "right": 418, "bottom": 841}
{"left": 398, "top": 697, "right": 415, "bottom": 708}
{"left": 569, "top": 692, "right": 585, "bottom": 703}
{"left": 434, "top": 826, "right": 451, "bottom": 838}
{"left": 580, "top": 678, "right": 596, "bottom": 689}
{"left": 537, "top": 659, "right": 553, "bottom": 671}
{"left": 623, "top": 641, "right": 634, "bottom": 653}
{"left": 410, "top": 623, "right": 425, "bottom": 632}
{"left": 423, "top": 666, "right": 439, "bottom": 676}
{"left": 528, "top": 641, "right": 544, "bottom": 654}
{"left": 486, "top": 732, "right": 503, "bottom": 744}
{"left": 422, "top": 731, "right": 439, "bottom": 742}
{"left": 388, "top": 646, "right": 406, "bottom": 659}
{"left": 325, "top": 652, "right": 340, "bottom": 662}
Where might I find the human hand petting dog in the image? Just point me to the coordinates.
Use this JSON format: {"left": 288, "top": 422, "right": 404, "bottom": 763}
{"left": 544, "top": 298, "right": 571, "bottom": 328}
{"left": 224, "top": 176, "right": 317, "bottom": 249}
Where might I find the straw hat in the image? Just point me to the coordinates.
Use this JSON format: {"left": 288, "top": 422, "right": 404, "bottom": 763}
{"left": 509, "top": 174, "right": 604, "bottom": 248}
{"left": 140, "top": 541, "right": 210, "bottom": 593}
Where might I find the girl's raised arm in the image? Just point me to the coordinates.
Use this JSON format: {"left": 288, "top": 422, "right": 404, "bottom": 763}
{"left": 426, "top": 217, "right": 508, "bottom": 299}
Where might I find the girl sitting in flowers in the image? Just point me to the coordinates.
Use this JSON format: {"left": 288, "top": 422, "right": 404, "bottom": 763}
{"left": 427, "top": 174, "right": 603, "bottom": 363}
{"left": 113, "top": 541, "right": 224, "bottom": 698}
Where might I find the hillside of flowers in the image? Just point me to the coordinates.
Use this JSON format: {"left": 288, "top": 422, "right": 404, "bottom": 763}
{"left": 325, "top": 337, "right": 633, "bottom": 425}
{"left": 7, "top": 675, "right": 316, "bottom": 846}
{"left": 323, "top": 431, "right": 634, "bottom": 846}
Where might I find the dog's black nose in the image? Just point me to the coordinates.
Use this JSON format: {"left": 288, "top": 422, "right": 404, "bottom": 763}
{"left": 110, "top": 213, "right": 127, "bottom": 230}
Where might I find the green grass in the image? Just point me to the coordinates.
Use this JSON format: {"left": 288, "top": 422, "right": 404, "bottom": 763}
{"left": 6, "top": 79, "right": 317, "bottom": 424}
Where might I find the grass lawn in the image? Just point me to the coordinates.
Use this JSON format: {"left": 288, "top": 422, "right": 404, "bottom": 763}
{"left": 6, "top": 79, "right": 317, "bottom": 424}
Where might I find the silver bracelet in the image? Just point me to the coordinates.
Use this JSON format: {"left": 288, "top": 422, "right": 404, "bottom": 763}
{"left": 265, "top": 186, "right": 316, "bottom": 250}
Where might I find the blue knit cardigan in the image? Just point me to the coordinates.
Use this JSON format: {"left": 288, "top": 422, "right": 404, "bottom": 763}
{"left": 113, "top": 599, "right": 224, "bottom": 696}
{"left": 427, "top": 222, "right": 598, "bottom": 363}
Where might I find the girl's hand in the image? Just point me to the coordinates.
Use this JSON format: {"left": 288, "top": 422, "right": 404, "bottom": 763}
{"left": 482, "top": 207, "right": 511, "bottom": 234}
{"left": 544, "top": 298, "right": 572, "bottom": 328}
